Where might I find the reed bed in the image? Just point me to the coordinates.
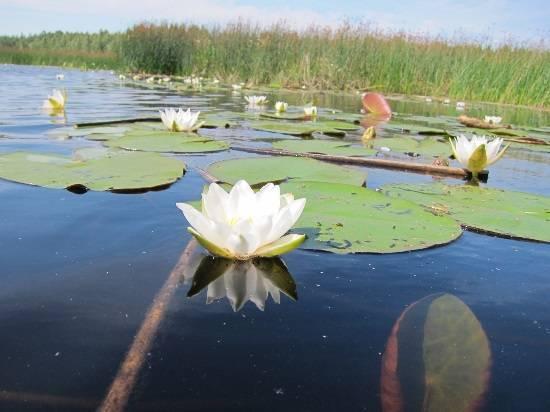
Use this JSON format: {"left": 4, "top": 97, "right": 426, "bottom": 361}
{"left": 1, "top": 24, "right": 548, "bottom": 107}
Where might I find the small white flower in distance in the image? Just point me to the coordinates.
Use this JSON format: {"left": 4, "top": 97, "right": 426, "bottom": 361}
{"left": 484, "top": 116, "right": 502, "bottom": 125}
{"left": 450, "top": 134, "right": 509, "bottom": 177}
{"left": 275, "top": 101, "right": 288, "bottom": 113}
{"left": 159, "top": 108, "right": 204, "bottom": 132}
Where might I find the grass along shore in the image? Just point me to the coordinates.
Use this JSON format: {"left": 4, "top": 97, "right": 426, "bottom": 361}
{"left": 1, "top": 23, "right": 548, "bottom": 108}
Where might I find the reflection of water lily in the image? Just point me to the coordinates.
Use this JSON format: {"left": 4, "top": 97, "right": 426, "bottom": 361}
{"left": 177, "top": 180, "right": 306, "bottom": 260}
{"left": 484, "top": 115, "right": 502, "bottom": 125}
{"left": 160, "top": 108, "right": 204, "bottom": 132}
{"left": 275, "top": 101, "right": 288, "bottom": 112}
{"left": 303, "top": 105, "right": 317, "bottom": 117}
{"left": 450, "top": 134, "right": 509, "bottom": 177}
{"left": 187, "top": 256, "right": 297, "bottom": 312}
{"left": 43, "top": 89, "right": 66, "bottom": 111}
{"left": 245, "top": 95, "right": 268, "bottom": 108}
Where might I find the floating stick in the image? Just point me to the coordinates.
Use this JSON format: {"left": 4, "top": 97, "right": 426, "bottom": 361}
{"left": 232, "top": 146, "right": 471, "bottom": 179}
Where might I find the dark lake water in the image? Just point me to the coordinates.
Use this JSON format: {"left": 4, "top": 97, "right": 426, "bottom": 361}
{"left": 0, "top": 64, "right": 549, "bottom": 412}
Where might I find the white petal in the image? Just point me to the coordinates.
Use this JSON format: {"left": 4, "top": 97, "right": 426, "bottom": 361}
{"left": 255, "top": 183, "right": 280, "bottom": 217}
{"left": 265, "top": 198, "right": 306, "bottom": 244}
{"left": 202, "top": 183, "right": 229, "bottom": 221}
{"left": 228, "top": 180, "right": 256, "bottom": 219}
{"left": 176, "top": 203, "right": 232, "bottom": 252}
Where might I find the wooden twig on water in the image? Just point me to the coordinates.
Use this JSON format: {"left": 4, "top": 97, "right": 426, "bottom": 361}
{"left": 74, "top": 117, "right": 160, "bottom": 128}
{"left": 232, "top": 146, "right": 469, "bottom": 178}
{"left": 98, "top": 240, "right": 198, "bottom": 412}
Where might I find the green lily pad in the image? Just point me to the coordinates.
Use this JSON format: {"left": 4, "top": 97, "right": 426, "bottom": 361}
{"left": 381, "top": 182, "right": 550, "bottom": 242}
{"left": 317, "top": 120, "right": 361, "bottom": 131}
{"left": 272, "top": 140, "right": 377, "bottom": 157}
{"left": 281, "top": 181, "right": 461, "bottom": 253}
{"left": 381, "top": 293, "right": 491, "bottom": 412}
{"left": 372, "top": 137, "right": 451, "bottom": 157}
{"left": 49, "top": 126, "right": 130, "bottom": 139}
{"left": 105, "top": 132, "right": 229, "bottom": 153}
{"left": 207, "top": 157, "right": 366, "bottom": 187}
{"left": 383, "top": 122, "right": 451, "bottom": 136}
{"left": 260, "top": 112, "right": 308, "bottom": 121}
{"left": 0, "top": 149, "right": 185, "bottom": 192}
{"left": 250, "top": 121, "right": 346, "bottom": 137}
{"left": 202, "top": 114, "right": 237, "bottom": 128}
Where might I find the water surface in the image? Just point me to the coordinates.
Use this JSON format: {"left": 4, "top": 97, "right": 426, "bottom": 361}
{"left": 0, "top": 65, "right": 549, "bottom": 412}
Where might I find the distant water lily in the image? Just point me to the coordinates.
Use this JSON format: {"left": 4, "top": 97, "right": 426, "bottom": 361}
{"left": 177, "top": 180, "right": 306, "bottom": 260}
{"left": 456, "top": 101, "right": 466, "bottom": 109}
{"left": 118, "top": 74, "right": 126, "bottom": 80}
{"left": 484, "top": 115, "right": 502, "bottom": 125}
{"left": 43, "top": 89, "right": 67, "bottom": 111}
{"left": 303, "top": 105, "right": 317, "bottom": 117}
{"left": 56, "top": 74, "right": 64, "bottom": 80}
{"left": 443, "top": 98, "right": 451, "bottom": 104}
{"left": 160, "top": 108, "right": 204, "bottom": 132}
{"left": 425, "top": 97, "right": 432, "bottom": 103}
{"left": 232, "top": 83, "right": 242, "bottom": 90}
{"left": 275, "top": 101, "right": 288, "bottom": 112}
{"left": 450, "top": 134, "right": 509, "bottom": 177}
{"left": 245, "top": 95, "right": 268, "bottom": 108}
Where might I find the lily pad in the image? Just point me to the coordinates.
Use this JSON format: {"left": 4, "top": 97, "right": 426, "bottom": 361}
{"left": 105, "top": 132, "right": 229, "bottom": 153}
{"left": 381, "top": 293, "right": 491, "bottom": 412}
{"left": 372, "top": 137, "right": 451, "bottom": 157}
{"left": 317, "top": 120, "right": 361, "bottom": 131}
{"left": 281, "top": 181, "right": 462, "bottom": 254}
{"left": 49, "top": 126, "right": 130, "bottom": 139}
{"left": 384, "top": 122, "right": 451, "bottom": 136}
{"left": 207, "top": 157, "right": 366, "bottom": 187}
{"left": 381, "top": 182, "right": 550, "bottom": 242}
{"left": 0, "top": 149, "right": 185, "bottom": 192}
{"left": 260, "top": 112, "right": 308, "bottom": 121}
{"left": 250, "top": 121, "right": 346, "bottom": 137}
{"left": 272, "top": 140, "right": 377, "bottom": 157}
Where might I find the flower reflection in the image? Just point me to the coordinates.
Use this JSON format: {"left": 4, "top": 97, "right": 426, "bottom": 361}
{"left": 187, "top": 256, "right": 297, "bottom": 312}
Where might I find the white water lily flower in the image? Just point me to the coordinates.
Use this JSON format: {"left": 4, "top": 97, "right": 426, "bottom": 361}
{"left": 443, "top": 98, "right": 451, "bottom": 104}
{"left": 119, "top": 74, "right": 126, "bottom": 80}
{"left": 160, "top": 108, "right": 204, "bottom": 132}
{"left": 43, "top": 89, "right": 66, "bottom": 110}
{"left": 450, "top": 134, "right": 509, "bottom": 176}
{"left": 425, "top": 97, "right": 432, "bottom": 102}
{"left": 232, "top": 83, "right": 242, "bottom": 90}
{"left": 245, "top": 95, "right": 268, "bottom": 107}
{"left": 56, "top": 73, "right": 64, "bottom": 80}
{"left": 456, "top": 101, "right": 466, "bottom": 109}
{"left": 303, "top": 105, "right": 317, "bottom": 117}
{"left": 177, "top": 180, "right": 307, "bottom": 260}
{"left": 484, "top": 115, "right": 502, "bottom": 125}
{"left": 206, "top": 261, "right": 291, "bottom": 311}
{"left": 275, "top": 101, "right": 288, "bottom": 112}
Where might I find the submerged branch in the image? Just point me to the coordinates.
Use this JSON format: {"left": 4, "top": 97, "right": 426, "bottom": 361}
{"left": 98, "top": 239, "right": 199, "bottom": 412}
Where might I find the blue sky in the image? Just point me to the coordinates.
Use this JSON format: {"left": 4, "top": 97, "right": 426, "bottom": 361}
{"left": 0, "top": 0, "right": 548, "bottom": 44}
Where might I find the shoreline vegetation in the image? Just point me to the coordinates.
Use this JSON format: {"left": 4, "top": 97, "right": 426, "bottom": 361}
{"left": 1, "top": 23, "right": 548, "bottom": 108}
